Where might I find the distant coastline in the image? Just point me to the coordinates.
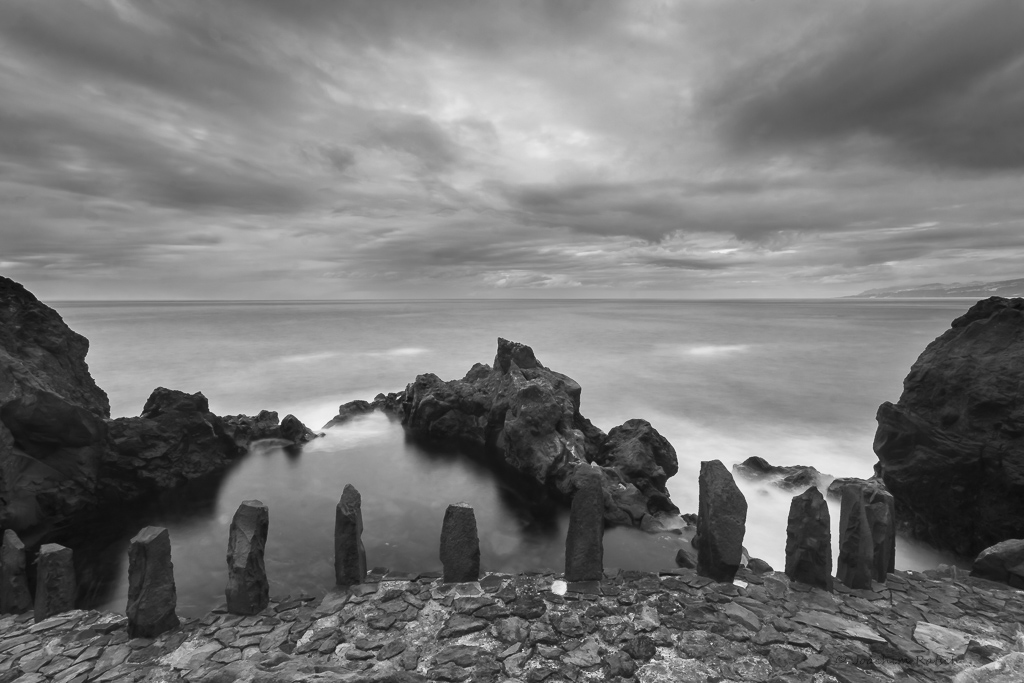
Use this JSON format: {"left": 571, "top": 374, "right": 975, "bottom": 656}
{"left": 844, "top": 277, "right": 1024, "bottom": 299}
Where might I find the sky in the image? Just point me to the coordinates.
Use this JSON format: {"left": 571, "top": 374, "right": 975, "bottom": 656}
{"left": 1, "top": 0, "right": 1023, "bottom": 300}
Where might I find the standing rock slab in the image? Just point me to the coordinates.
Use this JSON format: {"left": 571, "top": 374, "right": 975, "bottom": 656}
{"left": 837, "top": 486, "right": 875, "bottom": 589}
{"left": 565, "top": 464, "right": 604, "bottom": 582}
{"left": 127, "top": 526, "right": 179, "bottom": 638}
{"left": 226, "top": 500, "right": 270, "bottom": 615}
{"left": 785, "top": 487, "right": 832, "bottom": 590}
{"left": 440, "top": 503, "right": 480, "bottom": 583}
{"left": 335, "top": 484, "right": 367, "bottom": 586}
{"left": 1, "top": 529, "right": 32, "bottom": 613}
{"left": 34, "top": 543, "right": 76, "bottom": 622}
{"left": 694, "top": 460, "right": 748, "bottom": 582}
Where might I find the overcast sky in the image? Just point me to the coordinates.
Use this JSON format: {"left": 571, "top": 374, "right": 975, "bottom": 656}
{"left": 2, "top": 0, "right": 1023, "bottom": 300}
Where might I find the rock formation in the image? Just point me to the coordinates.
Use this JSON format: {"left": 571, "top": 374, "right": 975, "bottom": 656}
{"left": 564, "top": 465, "right": 604, "bottom": 582}
{"left": 34, "top": 543, "right": 76, "bottom": 622}
{"left": 733, "top": 456, "right": 829, "bottom": 491}
{"left": 874, "top": 296, "right": 1024, "bottom": 556}
{"left": 335, "top": 484, "right": 367, "bottom": 586}
{"left": 785, "top": 487, "right": 832, "bottom": 590}
{"left": 356, "top": 338, "right": 679, "bottom": 529}
{"left": 694, "top": 460, "right": 747, "bottom": 582}
{"left": 126, "top": 526, "right": 179, "bottom": 638}
{"left": 225, "top": 500, "right": 270, "bottom": 615}
{"left": 439, "top": 503, "right": 480, "bottom": 583}
{"left": 836, "top": 487, "right": 876, "bottom": 589}
{"left": 0, "top": 275, "right": 319, "bottom": 540}
{"left": 0, "top": 529, "right": 31, "bottom": 613}
{"left": 970, "top": 539, "right": 1024, "bottom": 588}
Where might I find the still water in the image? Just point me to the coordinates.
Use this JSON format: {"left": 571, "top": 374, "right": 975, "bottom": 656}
{"left": 53, "top": 298, "right": 973, "bottom": 615}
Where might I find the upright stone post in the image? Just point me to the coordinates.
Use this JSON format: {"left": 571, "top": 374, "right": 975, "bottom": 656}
{"left": 440, "top": 503, "right": 479, "bottom": 583}
{"left": 862, "top": 485, "right": 896, "bottom": 581}
{"left": 694, "top": 460, "right": 747, "bottom": 582}
{"left": 335, "top": 484, "right": 367, "bottom": 586}
{"left": 34, "top": 544, "right": 76, "bottom": 622}
{"left": 226, "top": 500, "right": 270, "bottom": 615}
{"left": 785, "top": 487, "right": 832, "bottom": 590}
{"left": 837, "top": 486, "right": 874, "bottom": 589}
{"left": 1, "top": 530, "right": 32, "bottom": 613}
{"left": 127, "top": 526, "right": 179, "bottom": 637}
{"left": 565, "top": 464, "right": 604, "bottom": 582}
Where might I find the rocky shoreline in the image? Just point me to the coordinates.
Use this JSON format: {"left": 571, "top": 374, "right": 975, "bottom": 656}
{"left": 3, "top": 563, "right": 1023, "bottom": 683}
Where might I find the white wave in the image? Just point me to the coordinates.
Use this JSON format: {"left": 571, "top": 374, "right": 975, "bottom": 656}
{"left": 366, "top": 347, "right": 429, "bottom": 357}
{"left": 684, "top": 344, "right": 750, "bottom": 357}
{"left": 279, "top": 351, "right": 338, "bottom": 363}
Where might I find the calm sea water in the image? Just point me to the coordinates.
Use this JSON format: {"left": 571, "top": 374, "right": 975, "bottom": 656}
{"left": 51, "top": 298, "right": 973, "bottom": 616}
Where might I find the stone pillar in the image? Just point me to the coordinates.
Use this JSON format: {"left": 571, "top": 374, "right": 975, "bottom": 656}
{"left": 1, "top": 530, "right": 32, "bottom": 614}
{"left": 335, "top": 484, "right": 367, "bottom": 586}
{"left": 34, "top": 544, "right": 76, "bottom": 622}
{"left": 565, "top": 464, "right": 604, "bottom": 582}
{"left": 862, "top": 485, "right": 896, "bottom": 581}
{"left": 785, "top": 487, "right": 832, "bottom": 590}
{"left": 694, "top": 460, "right": 747, "bottom": 582}
{"left": 440, "top": 503, "right": 479, "bottom": 583}
{"left": 837, "top": 486, "right": 874, "bottom": 589}
{"left": 127, "top": 526, "right": 179, "bottom": 637}
{"left": 226, "top": 500, "right": 270, "bottom": 615}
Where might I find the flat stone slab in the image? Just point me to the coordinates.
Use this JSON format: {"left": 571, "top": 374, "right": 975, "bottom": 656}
{"left": 913, "top": 621, "right": 970, "bottom": 659}
{"left": 792, "top": 610, "right": 886, "bottom": 643}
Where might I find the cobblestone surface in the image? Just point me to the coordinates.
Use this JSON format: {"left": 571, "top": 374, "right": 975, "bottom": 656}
{"left": 1, "top": 566, "right": 1022, "bottom": 682}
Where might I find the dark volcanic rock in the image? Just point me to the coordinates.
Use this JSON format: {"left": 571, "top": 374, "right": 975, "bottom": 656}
{"left": 397, "top": 338, "right": 679, "bottom": 528}
{"left": 440, "top": 503, "right": 480, "bottom": 583}
{"left": 971, "top": 539, "right": 1024, "bottom": 588}
{"left": 564, "top": 464, "right": 604, "bottom": 582}
{"left": 836, "top": 487, "right": 875, "bottom": 590}
{"left": 785, "top": 487, "right": 832, "bottom": 590}
{"left": 34, "top": 543, "right": 76, "bottom": 622}
{"left": 873, "top": 296, "right": 1024, "bottom": 556}
{"left": 222, "top": 410, "right": 319, "bottom": 446}
{"left": 126, "top": 526, "right": 179, "bottom": 638}
{"left": 0, "top": 529, "right": 32, "bottom": 613}
{"left": 226, "top": 500, "right": 270, "bottom": 615}
{"left": 733, "top": 456, "right": 829, "bottom": 491}
{"left": 102, "top": 388, "right": 244, "bottom": 499}
{"left": 694, "top": 459, "right": 747, "bottom": 582}
{"left": 335, "top": 484, "right": 367, "bottom": 586}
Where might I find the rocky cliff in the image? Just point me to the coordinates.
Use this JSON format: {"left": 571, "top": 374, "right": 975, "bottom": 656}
{"left": 873, "top": 296, "right": 1024, "bottom": 556}
{"left": 0, "top": 276, "right": 317, "bottom": 538}
{"left": 329, "top": 338, "right": 681, "bottom": 529}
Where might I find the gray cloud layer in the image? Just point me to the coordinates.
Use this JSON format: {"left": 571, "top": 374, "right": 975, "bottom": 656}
{"left": 0, "top": 0, "right": 1021, "bottom": 299}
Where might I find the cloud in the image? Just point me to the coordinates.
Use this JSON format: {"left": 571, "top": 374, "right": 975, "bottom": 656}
{"left": 705, "top": 0, "right": 1024, "bottom": 169}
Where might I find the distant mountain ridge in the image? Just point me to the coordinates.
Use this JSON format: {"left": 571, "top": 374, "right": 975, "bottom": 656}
{"left": 846, "top": 278, "right": 1024, "bottom": 299}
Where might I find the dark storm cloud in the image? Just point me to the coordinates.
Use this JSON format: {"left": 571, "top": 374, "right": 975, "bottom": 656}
{"left": 707, "top": 0, "right": 1024, "bottom": 169}
{"left": 0, "top": 0, "right": 295, "bottom": 117}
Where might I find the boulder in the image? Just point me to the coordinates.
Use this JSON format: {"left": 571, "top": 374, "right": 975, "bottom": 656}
{"left": 323, "top": 400, "right": 376, "bottom": 429}
{"left": 785, "top": 486, "right": 832, "bottom": 590}
{"left": 675, "top": 546, "right": 697, "bottom": 569}
{"left": 226, "top": 500, "right": 270, "bottom": 615}
{"left": 396, "top": 338, "right": 679, "bottom": 528}
{"left": 0, "top": 529, "right": 32, "bottom": 613}
{"left": 335, "top": 484, "right": 367, "bottom": 586}
{"left": 126, "top": 526, "right": 179, "bottom": 637}
{"left": 34, "top": 543, "right": 76, "bottom": 622}
{"left": 221, "top": 410, "right": 284, "bottom": 446}
{"left": 439, "top": 503, "right": 480, "bottom": 583}
{"left": 694, "top": 460, "right": 747, "bottom": 582}
{"left": 564, "top": 464, "right": 604, "bottom": 582}
{"left": 970, "top": 539, "right": 1024, "bottom": 588}
{"left": 733, "top": 456, "right": 829, "bottom": 491}
{"left": 873, "top": 297, "right": 1024, "bottom": 556}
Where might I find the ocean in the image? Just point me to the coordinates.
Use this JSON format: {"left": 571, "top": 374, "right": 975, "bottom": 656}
{"left": 52, "top": 298, "right": 972, "bottom": 616}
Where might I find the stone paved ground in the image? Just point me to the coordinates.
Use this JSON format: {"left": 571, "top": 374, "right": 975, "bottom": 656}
{"left": 2, "top": 565, "right": 1022, "bottom": 683}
